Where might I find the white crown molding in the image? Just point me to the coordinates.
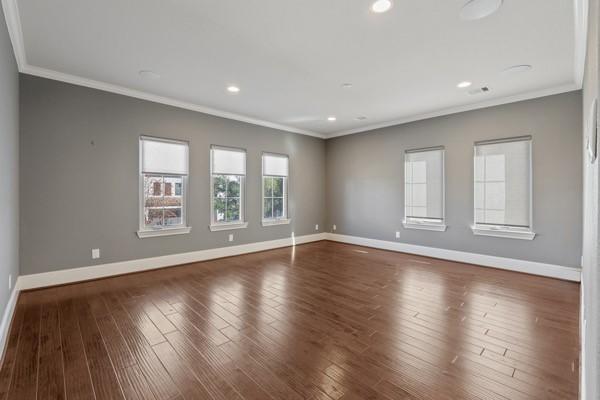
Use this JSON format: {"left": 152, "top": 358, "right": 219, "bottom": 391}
{"left": 21, "top": 65, "right": 325, "bottom": 138}
{"left": 2, "top": 0, "right": 588, "bottom": 140}
{"left": 325, "top": 82, "right": 581, "bottom": 138}
{"left": 17, "top": 233, "right": 327, "bottom": 290}
{"left": 325, "top": 233, "right": 581, "bottom": 282}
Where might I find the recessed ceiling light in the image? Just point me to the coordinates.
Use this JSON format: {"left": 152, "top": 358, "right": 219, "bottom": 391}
{"left": 139, "top": 70, "right": 160, "bottom": 79}
{"left": 327, "top": 116, "right": 337, "bottom": 121}
{"left": 341, "top": 83, "right": 353, "bottom": 88}
{"left": 457, "top": 81, "right": 472, "bottom": 88}
{"left": 227, "top": 85, "right": 240, "bottom": 93}
{"left": 371, "top": 0, "right": 392, "bottom": 13}
{"left": 355, "top": 116, "right": 368, "bottom": 120}
{"left": 502, "top": 64, "right": 533, "bottom": 75}
{"left": 459, "top": 0, "right": 503, "bottom": 21}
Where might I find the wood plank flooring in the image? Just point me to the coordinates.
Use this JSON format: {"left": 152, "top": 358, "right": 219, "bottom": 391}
{"left": 0, "top": 241, "right": 580, "bottom": 399}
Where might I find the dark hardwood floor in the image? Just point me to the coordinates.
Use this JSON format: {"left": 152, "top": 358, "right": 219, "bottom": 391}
{"left": 0, "top": 241, "right": 580, "bottom": 399}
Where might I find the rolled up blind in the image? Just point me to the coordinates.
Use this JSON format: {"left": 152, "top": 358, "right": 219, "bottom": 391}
{"left": 262, "top": 153, "right": 289, "bottom": 177}
{"left": 141, "top": 137, "right": 188, "bottom": 175}
{"left": 404, "top": 147, "right": 444, "bottom": 219}
{"left": 474, "top": 137, "right": 531, "bottom": 227}
{"left": 211, "top": 147, "right": 246, "bottom": 175}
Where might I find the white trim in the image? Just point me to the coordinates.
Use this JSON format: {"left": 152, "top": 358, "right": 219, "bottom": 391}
{"left": 325, "top": 233, "right": 581, "bottom": 282}
{"left": 471, "top": 225, "right": 536, "bottom": 240}
{"left": 325, "top": 83, "right": 580, "bottom": 138}
{"left": 262, "top": 218, "right": 291, "bottom": 226}
{"left": 137, "top": 226, "right": 192, "bottom": 238}
{"left": 574, "top": 0, "right": 589, "bottom": 87}
{"left": 17, "top": 233, "right": 327, "bottom": 290}
{"left": 580, "top": 278, "right": 586, "bottom": 400}
{"left": 0, "top": 286, "right": 19, "bottom": 361}
{"left": 209, "top": 222, "right": 248, "bottom": 232}
{"left": 402, "top": 220, "right": 447, "bottom": 232}
{"left": 2, "top": 0, "right": 586, "bottom": 140}
{"left": 22, "top": 66, "right": 325, "bottom": 138}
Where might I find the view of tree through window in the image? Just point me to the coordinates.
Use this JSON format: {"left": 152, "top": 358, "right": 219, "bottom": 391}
{"left": 213, "top": 174, "right": 242, "bottom": 222}
{"left": 263, "top": 176, "right": 285, "bottom": 219}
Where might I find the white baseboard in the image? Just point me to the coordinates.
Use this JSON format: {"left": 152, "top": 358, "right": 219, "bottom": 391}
{"left": 325, "top": 233, "right": 581, "bottom": 282}
{"left": 17, "top": 233, "right": 327, "bottom": 291}
{"left": 0, "top": 287, "right": 19, "bottom": 361}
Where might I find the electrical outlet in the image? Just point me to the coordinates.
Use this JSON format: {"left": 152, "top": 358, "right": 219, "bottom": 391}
{"left": 8, "top": 274, "right": 11, "bottom": 291}
{"left": 333, "top": 224, "right": 337, "bottom": 231}
{"left": 395, "top": 231, "right": 400, "bottom": 239}
{"left": 92, "top": 248, "right": 100, "bottom": 259}
{"left": 228, "top": 234, "right": 234, "bottom": 242}
{"left": 315, "top": 224, "right": 319, "bottom": 231}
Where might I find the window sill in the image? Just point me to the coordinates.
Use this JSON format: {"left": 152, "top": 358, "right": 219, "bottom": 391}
{"left": 209, "top": 222, "right": 248, "bottom": 232}
{"left": 403, "top": 220, "right": 447, "bottom": 232}
{"left": 262, "top": 218, "right": 291, "bottom": 227}
{"left": 137, "top": 226, "right": 191, "bottom": 238}
{"left": 471, "top": 226, "right": 536, "bottom": 240}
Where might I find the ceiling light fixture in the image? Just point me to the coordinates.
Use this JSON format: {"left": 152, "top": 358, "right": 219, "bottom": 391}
{"left": 327, "top": 116, "right": 337, "bottom": 121}
{"left": 457, "top": 81, "right": 472, "bottom": 88}
{"left": 138, "top": 70, "right": 160, "bottom": 79}
{"left": 227, "top": 85, "right": 240, "bottom": 93}
{"left": 459, "top": 0, "right": 503, "bottom": 21}
{"left": 501, "top": 64, "right": 533, "bottom": 75}
{"left": 371, "top": 0, "right": 392, "bottom": 13}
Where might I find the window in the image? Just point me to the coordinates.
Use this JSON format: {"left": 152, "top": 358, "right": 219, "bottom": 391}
{"left": 473, "top": 136, "right": 535, "bottom": 240}
{"left": 210, "top": 146, "right": 247, "bottom": 231}
{"left": 262, "top": 153, "right": 290, "bottom": 226}
{"left": 138, "top": 136, "right": 190, "bottom": 238}
{"left": 403, "top": 147, "right": 446, "bottom": 231}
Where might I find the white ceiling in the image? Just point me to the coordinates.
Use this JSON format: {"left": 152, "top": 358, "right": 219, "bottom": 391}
{"left": 2, "top": 0, "right": 587, "bottom": 138}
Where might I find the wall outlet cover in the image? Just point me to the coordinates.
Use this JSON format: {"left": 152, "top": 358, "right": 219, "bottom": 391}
{"left": 333, "top": 224, "right": 337, "bottom": 231}
{"left": 228, "top": 234, "right": 234, "bottom": 242}
{"left": 92, "top": 248, "right": 100, "bottom": 259}
{"left": 395, "top": 231, "right": 400, "bottom": 239}
{"left": 315, "top": 224, "right": 319, "bottom": 231}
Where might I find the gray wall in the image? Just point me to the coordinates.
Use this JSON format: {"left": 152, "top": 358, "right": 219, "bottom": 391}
{"left": 19, "top": 75, "right": 326, "bottom": 275}
{"left": 0, "top": 7, "right": 19, "bottom": 313}
{"left": 581, "top": 0, "right": 599, "bottom": 397}
{"left": 326, "top": 91, "right": 582, "bottom": 268}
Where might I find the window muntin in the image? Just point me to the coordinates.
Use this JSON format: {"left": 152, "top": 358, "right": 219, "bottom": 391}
{"left": 474, "top": 136, "right": 532, "bottom": 232}
{"left": 139, "top": 137, "right": 188, "bottom": 232}
{"left": 210, "top": 146, "right": 246, "bottom": 226}
{"left": 262, "top": 153, "right": 289, "bottom": 222}
{"left": 404, "top": 147, "right": 445, "bottom": 226}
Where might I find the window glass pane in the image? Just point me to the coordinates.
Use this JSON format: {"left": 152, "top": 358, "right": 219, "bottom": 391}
{"left": 175, "top": 182, "right": 182, "bottom": 196}
{"left": 273, "top": 198, "right": 284, "bottom": 218}
{"left": 263, "top": 198, "right": 273, "bottom": 219}
{"left": 227, "top": 176, "right": 241, "bottom": 197}
{"left": 214, "top": 198, "right": 226, "bottom": 222}
{"left": 272, "top": 177, "right": 284, "bottom": 197}
{"left": 474, "top": 139, "right": 531, "bottom": 227}
{"left": 213, "top": 175, "right": 227, "bottom": 198}
{"left": 153, "top": 180, "right": 162, "bottom": 196}
{"left": 264, "top": 177, "right": 273, "bottom": 197}
{"left": 404, "top": 149, "right": 444, "bottom": 220}
{"left": 227, "top": 198, "right": 240, "bottom": 222}
{"left": 164, "top": 182, "right": 172, "bottom": 196}
{"left": 145, "top": 208, "right": 163, "bottom": 227}
{"left": 164, "top": 208, "right": 182, "bottom": 225}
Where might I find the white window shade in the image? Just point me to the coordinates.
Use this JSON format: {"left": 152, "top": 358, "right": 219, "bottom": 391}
{"left": 212, "top": 147, "right": 246, "bottom": 175}
{"left": 141, "top": 137, "right": 188, "bottom": 175}
{"left": 474, "top": 138, "right": 531, "bottom": 228}
{"left": 263, "top": 154, "right": 289, "bottom": 176}
{"left": 405, "top": 148, "right": 444, "bottom": 220}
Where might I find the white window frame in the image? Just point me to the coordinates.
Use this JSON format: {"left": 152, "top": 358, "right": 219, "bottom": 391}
{"left": 209, "top": 145, "right": 248, "bottom": 231}
{"left": 261, "top": 152, "right": 291, "bottom": 226}
{"left": 138, "top": 136, "right": 191, "bottom": 238}
{"left": 471, "top": 136, "right": 535, "bottom": 240}
{"left": 403, "top": 146, "right": 447, "bottom": 232}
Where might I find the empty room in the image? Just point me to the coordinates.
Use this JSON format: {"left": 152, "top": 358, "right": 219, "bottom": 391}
{"left": 0, "top": 0, "right": 599, "bottom": 399}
